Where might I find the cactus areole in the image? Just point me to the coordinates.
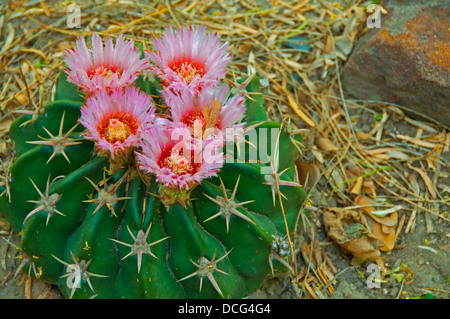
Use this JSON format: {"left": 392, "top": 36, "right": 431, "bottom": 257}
{"left": 0, "top": 27, "right": 306, "bottom": 299}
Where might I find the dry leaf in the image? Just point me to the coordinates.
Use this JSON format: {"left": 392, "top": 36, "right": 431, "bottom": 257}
{"left": 296, "top": 160, "right": 321, "bottom": 188}
{"left": 315, "top": 136, "right": 338, "bottom": 152}
{"left": 0, "top": 141, "right": 7, "bottom": 157}
{"left": 406, "top": 172, "right": 421, "bottom": 196}
{"left": 443, "top": 132, "right": 450, "bottom": 153}
{"left": 355, "top": 196, "right": 398, "bottom": 226}
{"left": 0, "top": 23, "right": 14, "bottom": 57}
{"left": 409, "top": 166, "right": 437, "bottom": 199}
{"left": 367, "top": 212, "right": 398, "bottom": 228}
{"left": 345, "top": 166, "right": 361, "bottom": 180}
{"left": 371, "top": 153, "right": 390, "bottom": 161}
{"left": 366, "top": 212, "right": 398, "bottom": 252}
{"left": 425, "top": 143, "right": 442, "bottom": 170}
{"left": 362, "top": 180, "right": 377, "bottom": 198}
{"left": 385, "top": 150, "right": 410, "bottom": 161}
{"left": 14, "top": 93, "right": 28, "bottom": 105}
{"left": 0, "top": 119, "right": 13, "bottom": 135}
{"left": 354, "top": 195, "right": 374, "bottom": 211}
{"left": 301, "top": 241, "right": 314, "bottom": 266}
{"left": 322, "top": 207, "right": 385, "bottom": 271}
{"left": 330, "top": 168, "right": 344, "bottom": 191}
{"left": 425, "top": 129, "right": 447, "bottom": 143}
{"left": 369, "top": 111, "right": 388, "bottom": 135}
{"left": 370, "top": 205, "right": 403, "bottom": 218}
{"left": 0, "top": 216, "right": 10, "bottom": 230}
{"left": 356, "top": 132, "right": 373, "bottom": 140}
{"left": 287, "top": 94, "right": 316, "bottom": 127}
{"left": 355, "top": 194, "right": 400, "bottom": 253}
{"left": 247, "top": 51, "right": 256, "bottom": 74}
{"left": 324, "top": 35, "right": 333, "bottom": 53}
{"left": 438, "top": 183, "right": 450, "bottom": 194}
{"left": 311, "top": 145, "right": 324, "bottom": 163}
{"left": 350, "top": 176, "right": 363, "bottom": 195}
{"left": 372, "top": 219, "right": 396, "bottom": 252}
{"left": 396, "top": 134, "right": 436, "bottom": 149}
{"left": 405, "top": 205, "right": 419, "bottom": 234}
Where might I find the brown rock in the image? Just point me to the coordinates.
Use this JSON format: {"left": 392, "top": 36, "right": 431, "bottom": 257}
{"left": 342, "top": 0, "right": 450, "bottom": 128}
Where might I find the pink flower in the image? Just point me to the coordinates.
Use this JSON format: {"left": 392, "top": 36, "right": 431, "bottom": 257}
{"left": 136, "top": 125, "right": 223, "bottom": 189}
{"left": 64, "top": 33, "right": 148, "bottom": 95}
{"left": 163, "top": 83, "right": 246, "bottom": 140}
{"left": 146, "top": 25, "right": 231, "bottom": 95}
{"left": 79, "top": 87, "right": 156, "bottom": 156}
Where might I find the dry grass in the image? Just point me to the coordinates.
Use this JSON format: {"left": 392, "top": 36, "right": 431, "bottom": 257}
{"left": 0, "top": 0, "right": 448, "bottom": 299}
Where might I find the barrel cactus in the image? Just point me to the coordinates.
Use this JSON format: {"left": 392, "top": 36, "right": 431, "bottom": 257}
{"left": 0, "top": 26, "right": 306, "bottom": 299}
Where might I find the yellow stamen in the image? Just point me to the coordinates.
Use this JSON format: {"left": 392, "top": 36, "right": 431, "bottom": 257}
{"left": 105, "top": 118, "right": 131, "bottom": 143}
{"left": 163, "top": 152, "right": 192, "bottom": 175}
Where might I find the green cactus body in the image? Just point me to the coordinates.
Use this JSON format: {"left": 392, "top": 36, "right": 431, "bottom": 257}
{"left": 0, "top": 59, "right": 306, "bottom": 298}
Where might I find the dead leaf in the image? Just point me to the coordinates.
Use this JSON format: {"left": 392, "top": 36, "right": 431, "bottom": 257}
{"left": 322, "top": 207, "right": 384, "bottom": 271}
{"left": 385, "top": 150, "right": 410, "bottom": 161}
{"left": 369, "top": 111, "right": 388, "bottom": 135}
{"left": 350, "top": 176, "right": 363, "bottom": 195}
{"left": 387, "top": 105, "right": 404, "bottom": 117}
{"left": 0, "top": 216, "right": 10, "bottom": 231}
{"left": 356, "top": 132, "right": 373, "bottom": 140}
{"left": 405, "top": 206, "right": 419, "bottom": 234}
{"left": 396, "top": 134, "right": 436, "bottom": 149}
{"left": 372, "top": 153, "right": 391, "bottom": 161}
{"left": 345, "top": 166, "right": 361, "bottom": 180}
{"left": 409, "top": 166, "right": 437, "bottom": 199}
{"left": 355, "top": 196, "right": 398, "bottom": 227}
{"left": 296, "top": 160, "right": 321, "bottom": 188}
{"left": 287, "top": 94, "right": 316, "bottom": 127}
{"left": 324, "top": 35, "right": 333, "bottom": 53}
{"left": 0, "top": 119, "right": 13, "bottom": 136}
{"left": 367, "top": 212, "right": 398, "bottom": 228}
{"left": 301, "top": 241, "right": 314, "bottom": 266}
{"left": 372, "top": 219, "right": 396, "bottom": 252}
{"left": 0, "top": 23, "right": 14, "bottom": 57}
{"left": 443, "top": 132, "right": 450, "bottom": 153}
{"left": 406, "top": 172, "right": 421, "bottom": 196}
{"left": 425, "top": 143, "right": 442, "bottom": 170}
{"left": 354, "top": 195, "right": 374, "bottom": 212}
{"left": 355, "top": 194, "right": 400, "bottom": 253}
{"left": 330, "top": 168, "right": 344, "bottom": 191}
{"left": 315, "top": 136, "right": 338, "bottom": 152}
{"left": 363, "top": 180, "right": 377, "bottom": 198}
{"left": 367, "top": 212, "right": 398, "bottom": 252}
{"left": 14, "top": 92, "right": 28, "bottom": 105}
{"left": 310, "top": 145, "right": 324, "bottom": 163}
{"left": 425, "top": 129, "right": 447, "bottom": 143}
{"left": 370, "top": 205, "right": 403, "bottom": 218}
{"left": 247, "top": 51, "right": 256, "bottom": 74}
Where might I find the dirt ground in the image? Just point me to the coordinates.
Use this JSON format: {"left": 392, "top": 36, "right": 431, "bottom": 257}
{"left": 0, "top": 0, "right": 449, "bottom": 299}
{"left": 252, "top": 199, "right": 450, "bottom": 300}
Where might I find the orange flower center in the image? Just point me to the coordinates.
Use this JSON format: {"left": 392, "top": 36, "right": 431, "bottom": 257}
{"left": 182, "top": 110, "right": 206, "bottom": 130}
{"left": 170, "top": 58, "right": 205, "bottom": 84}
{"left": 88, "top": 65, "right": 122, "bottom": 80}
{"left": 181, "top": 100, "right": 222, "bottom": 138}
{"left": 97, "top": 112, "right": 138, "bottom": 144}
{"left": 159, "top": 144, "right": 199, "bottom": 176}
